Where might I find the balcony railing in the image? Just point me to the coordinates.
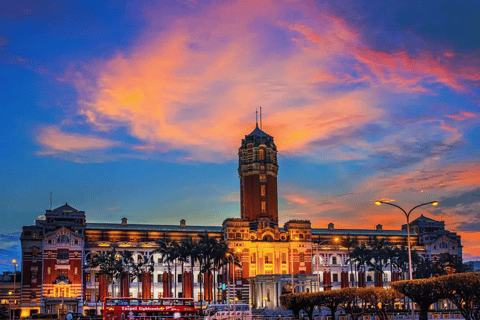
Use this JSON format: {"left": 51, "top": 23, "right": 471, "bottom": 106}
{"left": 56, "top": 259, "right": 70, "bottom": 265}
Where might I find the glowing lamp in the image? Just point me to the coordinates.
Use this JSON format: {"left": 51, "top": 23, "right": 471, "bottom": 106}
{"left": 432, "top": 201, "right": 438, "bottom": 206}
{"left": 375, "top": 201, "right": 382, "bottom": 206}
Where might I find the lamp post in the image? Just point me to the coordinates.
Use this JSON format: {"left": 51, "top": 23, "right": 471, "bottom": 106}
{"left": 9, "top": 291, "right": 12, "bottom": 320}
{"left": 12, "top": 260, "right": 17, "bottom": 319}
{"left": 375, "top": 200, "right": 438, "bottom": 320}
{"left": 314, "top": 239, "right": 338, "bottom": 291}
{"left": 225, "top": 253, "right": 236, "bottom": 319}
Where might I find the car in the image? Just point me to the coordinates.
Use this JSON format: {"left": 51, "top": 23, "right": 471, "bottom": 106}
{"left": 71, "top": 313, "right": 88, "bottom": 320}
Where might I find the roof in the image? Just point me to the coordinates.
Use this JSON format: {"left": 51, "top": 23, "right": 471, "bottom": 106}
{"left": 86, "top": 223, "right": 223, "bottom": 233}
{"left": 247, "top": 125, "right": 272, "bottom": 139}
{"left": 410, "top": 214, "right": 441, "bottom": 224}
{"left": 52, "top": 203, "right": 79, "bottom": 212}
{"left": 311, "top": 228, "right": 408, "bottom": 237}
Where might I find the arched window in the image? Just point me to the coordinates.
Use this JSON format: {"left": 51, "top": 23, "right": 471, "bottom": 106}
{"left": 58, "top": 235, "right": 69, "bottom": 243}
{"left": 266, "top": 289, "right": 270, "bottom": 301}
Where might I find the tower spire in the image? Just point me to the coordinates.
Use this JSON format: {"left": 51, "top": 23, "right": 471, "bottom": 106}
{"left": 255, "top": 109, "right": 258, "bottom": 127}
{"left": 260, "top": 107, "right": 262, "bottom": 130}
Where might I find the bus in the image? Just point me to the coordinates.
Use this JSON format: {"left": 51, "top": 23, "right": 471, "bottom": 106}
{"left": 103, "top": 298, "right": 197, "bottom": 320}
{"left": 204, "top": 304, "right": 251, "bottom": 320}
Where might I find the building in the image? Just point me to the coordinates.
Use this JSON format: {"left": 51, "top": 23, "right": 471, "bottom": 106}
{"left": 0, "top": 271, "right": 21, "bottom": 319}
{"left": 19, "top": 124, "right": 462, "bottom": 315}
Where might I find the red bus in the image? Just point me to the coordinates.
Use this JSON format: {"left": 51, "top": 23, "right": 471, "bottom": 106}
{"left": 103, "top": 298, "right": 197, "bottom": 320}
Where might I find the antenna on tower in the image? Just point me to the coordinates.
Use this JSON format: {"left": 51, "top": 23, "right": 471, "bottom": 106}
{"left": 255, "top": 109, "right": 258, "bottom": 127}
{"left": 50, "top": 191, "right": 52, "bottom": 210}
{"left": 260, "top": 107, "right": 263, "bottom": 130}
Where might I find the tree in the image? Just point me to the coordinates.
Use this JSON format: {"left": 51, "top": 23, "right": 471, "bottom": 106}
{"left": 154, "top": 238, "right": 176, "bottom": 297}
{"left": 367, "top": 239, "right": 387, "bottom": 287}
{"left": 320, "top": 290, "right": 344, "bottom": 320}
{"left": 391, "top": 278, "right": 448, "bottom": 320}
{"left": 337, "top": 287, "right": 366, "bottom": 320}
{"left": 86, "top": 248, "right": 123, "bottom": 297}
{"left": 280, "top": 293, "right": 302, "bottom": 319}
{"left": 350, "top": 243, "right": 369, "bottom": 287}
{"left": 341, "top": 235, "right": 358, "bottom": 287}
{"left": 439, "top": 273, "right": 480, "bottom": 320}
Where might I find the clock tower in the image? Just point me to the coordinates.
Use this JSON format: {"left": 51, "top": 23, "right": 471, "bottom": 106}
{"left": 238, "top": 124, "right": 278, "bottom": 223}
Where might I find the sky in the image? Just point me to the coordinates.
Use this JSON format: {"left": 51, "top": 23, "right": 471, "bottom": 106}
{"left": 1, "top": 0, "right": 480, "bottom": 271}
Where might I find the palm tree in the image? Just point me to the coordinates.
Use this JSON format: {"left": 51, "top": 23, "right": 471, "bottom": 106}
{"left": 349, "top": 243, "right": 369, "bottom": 287}
{"left": 367, "top": 239, "right": 387, "bottom": 286}
{"left": 87, "top": 248, "right": 124, "bottom": 297}
{"left": 154, "top": 238, "right": 176, "bottom": 297}
{"left": 341, "top": 235, "right": 358, "bottom": 287}
{"left": 211, "top": 239, "right": 228, "bottom": 303}
{"left": 178, "top": 239, "right": 193, "bottom": 298}
{"left": 384, "top": 244, "right": 399, "bottom": 281}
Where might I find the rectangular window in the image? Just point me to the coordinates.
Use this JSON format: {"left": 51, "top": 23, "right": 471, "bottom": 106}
{"left": 178, "top": 292, "right": 183, "bottom": 298}
{"left": 85, "top": 273, "right": 91, "bottom": 282}
{"left": 332, "top": 257, "right": 337, "bottom": 265}
{"left": 299, "top": 253, "right": 305, "bottom": 263}
{"left": 31, "top": 291, "right": 37, "bottom": 299}
{"left": 251, "top": 253, "right": 256, "bottom": 264}
{"left": 74, "top": 267, "right": 78, "bottom": 275}
{"left": 261, "top": 185, "right": 266, "bottom": 196}
{"left": 282, "top": 253, "right": 287, "bottom": 264}
{"left": 217, "top": 274, "right": 223, "bottom": 283}
{"left": 260, "top": 174, "right": 266, "bottom": 181}
{"left": 58, "top": 269, "right": 68, "bottom": 278}
{"left": 157, "top": 274, "right": 162, "bottom": 283}
{"left": 158, "top": 258, "right": 163, "bottom": 264}
{"left": 57, "top": 249, "right": 69, "bottom": 260}
{"left": 235, "top": 269, "right": 242, "bottom": 281}
{"left": 86, "top": 292, "right": 91, "bottom": 301}
{"left": 265, "top": 254, "right": 273, "bottom": 264}
{"left": 130, "top": 292, "right": 133, "bottom": 297}
{"left": 261, "top": 201, "right": 266, "bottom": 213}
{"left": 178, "top": 274, "right": 183, "bottom": 283}
{"left": 47, "top": 267, "right": 51, "bottom": 275}
{"left": 217, "top": 290, "right": 223, "bottom": 302}
{"left": 332, "top": 274, "right": 339, "bottom": 282}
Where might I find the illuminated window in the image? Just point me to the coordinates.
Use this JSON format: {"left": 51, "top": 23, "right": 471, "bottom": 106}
{"left": 260, "top": 165, "right": 265, "bottom": 171}
{"left": 260, "top": 174, "right": 266, "bottom": 181}
{"left": 251, "top": 253, "right": 256, "bottom": 264}
{"left": 259, "top": 149, "right": 265, "bottom": 160}
{"left": 299, "top": 253, "right": 305, "bottom": 263}
{"left": 47, "top": 267, "right": 51, "bottom": 275}
{"left": 261, "top": 201, "right": 266, "bottom": 213}
{"left": 235, "top": 269, "right": 242, "bottom": 280}
{"left": 85, "top": 273, "right": 91, "bottom": 282}
{"left": 261, "top": 185, "right": 266, "bottom": 196}
{"left": 158, "top": 292, "right": 163, "bottom": 299}
{"left": 198, "top": 292, "right": 203, "bottom": 302}
{"left": 33, "top": 233, "right": 38, "bottom": 238}
{"left": 86, "top": 292, "right": 91, "bottom": 301}
{"left": 265, "top": 254, "right": 273, "bottom": 264}
{"left": 282, "top": 253, "right": 287, "bottom": 264}
{"left": 217, "top": 290, "right": 223, "bottom": 301}
{"left": 157, "top": 274, "right": 162, "bottom": 282}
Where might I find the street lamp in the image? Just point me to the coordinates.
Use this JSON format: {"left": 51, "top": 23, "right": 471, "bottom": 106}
{"left": 225, "top": 253, "right": 236, "bottom": 319}
{"left": 314, "top": 238, "right": 338, "bottom": 291}
{"left": 375, "top": 200, "right": 438, "bottom": 320}
{"left": 12, "top": 259, "right": 17, "bottom": 319}
{"left": 9, "top": 291, "right": 12, "bottom": 320}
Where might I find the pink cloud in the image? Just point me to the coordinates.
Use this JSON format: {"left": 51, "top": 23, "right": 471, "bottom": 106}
{"left": 446, "top": 111, "right": 477, "bottom": 120}
{"left": 37, "top": 126, "right": 119, "bottom": 152}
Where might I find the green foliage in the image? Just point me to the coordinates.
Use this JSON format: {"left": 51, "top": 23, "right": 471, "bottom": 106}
{"left": 438, "top": 273, "right": 480, "bottom": 320}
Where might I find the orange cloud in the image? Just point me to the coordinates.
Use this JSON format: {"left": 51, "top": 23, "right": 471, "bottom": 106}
{"left": 37, "top": 126, "right": 119, "bottom": 152}
{"left": 360, "top": 162, "right": 480, "bottom": 195}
